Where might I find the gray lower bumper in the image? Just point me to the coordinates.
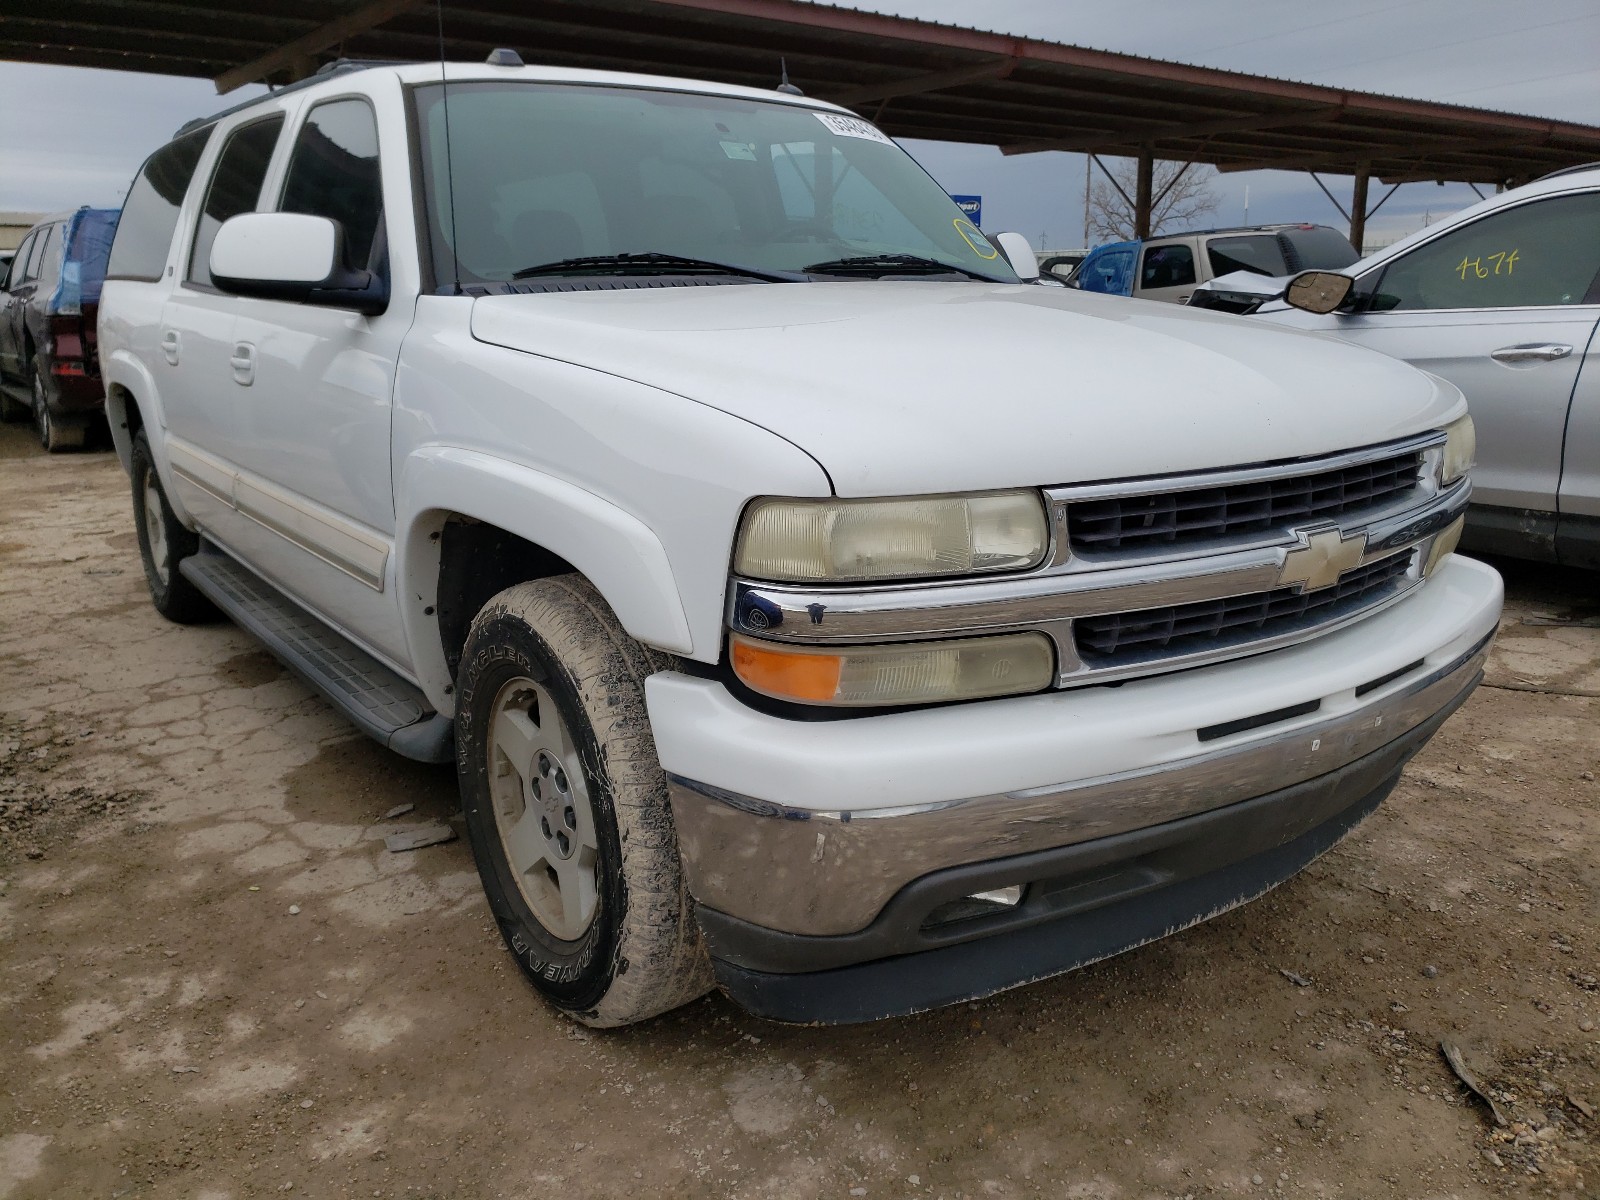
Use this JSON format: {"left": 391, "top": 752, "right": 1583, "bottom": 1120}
{"left": 668, "top": 634, "right": 1490, "bottom": 940}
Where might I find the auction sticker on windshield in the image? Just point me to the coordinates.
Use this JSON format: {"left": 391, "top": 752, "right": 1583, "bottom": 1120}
{"left": 814, "top": 112, "right": 895, "bottom": 145}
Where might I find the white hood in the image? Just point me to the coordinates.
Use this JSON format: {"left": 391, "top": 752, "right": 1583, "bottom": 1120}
{"left": 471, "top": 281, "right": 1461, "bottom": 496}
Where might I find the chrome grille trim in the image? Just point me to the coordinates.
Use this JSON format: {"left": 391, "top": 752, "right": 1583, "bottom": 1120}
{"left": 726, "top": 434, "right": 1466, "bottom": 690}
{"left": 1075, "top": 551, "right": 1415, "bottom": 663}
{"left": 1043, "top": 430, "right": 1445, "bottom": 571}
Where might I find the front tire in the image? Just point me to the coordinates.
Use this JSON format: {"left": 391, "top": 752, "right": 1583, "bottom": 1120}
{"left": 130, "top": 429, "right": 216, "bottom": 624}
{"left": 456, "top": 577, "right": 713, "bottom": 1027}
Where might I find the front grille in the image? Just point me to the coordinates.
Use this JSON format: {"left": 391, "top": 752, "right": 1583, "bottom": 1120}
{"left": 1075, "top": 552, "right": 1414, "bottom": 663}
{"left": 1068, "top": 450, "right": 1423, "bottom": 554}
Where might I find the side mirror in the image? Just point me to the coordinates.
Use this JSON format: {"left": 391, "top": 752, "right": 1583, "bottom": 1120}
{"left": 211, "top": 213, "right": 386, "bottom": 315}
{"left": 992, "top": 231, "right": 1040, "bottom": 281}
{"left": 1283, "top": 270, "right": 1354, "bottom": 315}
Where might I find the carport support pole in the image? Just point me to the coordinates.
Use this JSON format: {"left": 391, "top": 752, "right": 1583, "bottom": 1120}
{"left": 1134, "top": 148, "right": 1154, "bottom": 240}
{"left": 1349, "top": 164, "right": 1371, "bottom": 254}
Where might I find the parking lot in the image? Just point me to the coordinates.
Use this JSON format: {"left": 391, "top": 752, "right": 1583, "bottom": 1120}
{"left": 0, "top": 421, "right": 1596, "bottom": 1200}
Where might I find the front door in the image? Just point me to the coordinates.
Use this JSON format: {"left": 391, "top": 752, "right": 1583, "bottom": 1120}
{"left": 224, "top": 95, "right": 411, "bottom": 663}
{"left": 1134, "top": 240, "right": 1198, "bottom": 304}
{"left": 1284, "top": 189, "right": 1600, "bottom": 526}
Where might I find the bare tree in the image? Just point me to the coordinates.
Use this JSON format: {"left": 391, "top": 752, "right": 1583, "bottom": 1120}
{"left": 1086, "top": 159, "right": 1222, "bottom": 242}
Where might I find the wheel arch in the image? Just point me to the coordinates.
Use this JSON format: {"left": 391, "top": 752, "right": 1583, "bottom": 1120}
{"left": 396, "top": 447, "right": 695, "bottom": 713}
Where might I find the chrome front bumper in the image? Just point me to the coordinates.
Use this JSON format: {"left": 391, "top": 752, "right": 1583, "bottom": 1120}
{"left": 668, "top": 629, "right": 1490, "bottom": 939}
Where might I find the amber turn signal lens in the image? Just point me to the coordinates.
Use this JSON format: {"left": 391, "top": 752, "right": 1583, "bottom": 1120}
{"left": 731, "top": 637, "right": 843, "bottom": 703}
{"left": 730, "top": 632, "right": 1055, "bottom": 707}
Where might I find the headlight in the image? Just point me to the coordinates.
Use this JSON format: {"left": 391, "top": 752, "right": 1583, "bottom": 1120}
{"left": 1440, "top": 415, "right": 1475, "bottom": 485}
{"left": 734, "top": 491, "right": 1049, "bottom": 583}
{"left": 731, "top": 631, "right": 1055, "bottom": 706}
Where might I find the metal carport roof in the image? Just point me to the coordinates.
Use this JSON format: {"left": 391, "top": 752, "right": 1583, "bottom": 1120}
{"left": 8, "top": 0, "right": 1600, "bottom": 241}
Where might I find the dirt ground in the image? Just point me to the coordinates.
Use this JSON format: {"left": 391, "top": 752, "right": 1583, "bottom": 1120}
{"left": 1, "top": 422, "right": 1596, "bottom": 1200}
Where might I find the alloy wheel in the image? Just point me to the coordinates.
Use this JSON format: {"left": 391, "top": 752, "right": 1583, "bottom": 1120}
{"left": 486, "top": 676, "right": 600, "bottom": 941}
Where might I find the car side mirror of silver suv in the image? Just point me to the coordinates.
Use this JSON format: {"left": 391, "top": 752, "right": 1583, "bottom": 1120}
{"left": 211, "top": 213, "right": 388, "bottom": 316}
{"left": 1283, "top": 270, "right": 1355, "bottom": 315}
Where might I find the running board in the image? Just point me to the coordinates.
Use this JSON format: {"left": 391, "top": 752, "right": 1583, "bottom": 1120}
{"left": 180, "top": 543, "right": 453, "bottom": 763}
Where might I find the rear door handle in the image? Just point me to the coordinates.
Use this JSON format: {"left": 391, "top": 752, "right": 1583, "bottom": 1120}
{"left": 160, "top": 330, "right": 180, "bottom": 365}
{"left": 229, "top": 341, "right": 255, "bottom": 386}
{"left": 1491, "top": 343, "right": 1573, "bottom": 364}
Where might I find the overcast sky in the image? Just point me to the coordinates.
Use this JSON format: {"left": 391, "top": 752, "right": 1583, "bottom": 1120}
{"left": 2, "top": 0, "right": 1597, "bottom": 251}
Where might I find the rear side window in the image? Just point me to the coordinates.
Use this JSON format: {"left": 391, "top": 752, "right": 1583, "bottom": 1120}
{"left": 189, "top": 116, "right": 286, "bottom": 288}
{"left": 22, "top": 227, "right": 50, "bottom": 282}
{"left": 108, "top": 128, "right": 211, "bottom": 281}
{"left": 37, "top": 224, "right": 63, "bottom": 289}
{"left": 1207, "top": 234, "right": 1288, "bottom": 277}
{"left": 280, "top": 99, "right": 384, "bottom": 271}
{"left": 1140, "top": 243, "right": 1196, "bottom": 289}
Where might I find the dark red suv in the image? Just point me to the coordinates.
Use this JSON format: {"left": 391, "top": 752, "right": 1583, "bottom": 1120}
{"left": 0, "top": 207, "right": 119, "bottom": 451}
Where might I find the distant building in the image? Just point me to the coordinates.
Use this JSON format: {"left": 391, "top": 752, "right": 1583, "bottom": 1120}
{"left": 1, "top": 213, "right": 46, "bottom": 253}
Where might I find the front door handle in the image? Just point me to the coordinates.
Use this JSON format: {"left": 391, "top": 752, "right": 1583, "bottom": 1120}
{"left": 229, "top": 341, "right": 255, "bottom": 386}
{"left": 160, "top": 330, "right": 180, "bottom": 365}
{"left": 1491, "top": 343, "right": 1573, "bottom": 364}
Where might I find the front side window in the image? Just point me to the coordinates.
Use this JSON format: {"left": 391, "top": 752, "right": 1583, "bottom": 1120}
{"left": 280, "top": 99, "right": 384, "bottom": 272}
{"left": 1140, "top": 243, "right": 1196, "bottom": 289}
{"left": 190, "top": 116, "right": 285, "bottom": 287}
{"left": 412, "top": 82, "right": 1016, "bottom": 285}
{"left": 1207, "top": 234, "right": 1288, "bottom": 278}
{"left": 1371, "top": 192, "right": 1600, "bottom": 311}
{"left": 107, "top": 127, "right": 212, "bottom": 281}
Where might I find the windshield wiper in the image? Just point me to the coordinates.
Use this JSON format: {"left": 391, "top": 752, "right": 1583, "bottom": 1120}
{"left": 511, "top": 252, "right": 800, "bottom": 282}
{"left": 801, "top": 253, "right": 998, "bottom": 281}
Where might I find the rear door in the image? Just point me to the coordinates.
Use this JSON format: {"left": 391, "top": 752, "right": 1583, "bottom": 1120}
{"left": 1321, "top": 189, "right": 1600, "bottom": 524}
{"left": 159, "top": 110, "right": 288, "bottom": 532}
{"left": 5, "top": 228, "right": 52, "bottom": 380}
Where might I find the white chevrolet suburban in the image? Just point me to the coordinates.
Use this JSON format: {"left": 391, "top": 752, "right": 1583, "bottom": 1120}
{"left": 98, "top": 56, "right": 1502, "bottom": 1027}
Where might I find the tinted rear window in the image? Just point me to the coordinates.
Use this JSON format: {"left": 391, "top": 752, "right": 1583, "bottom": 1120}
{"left": 1206, "top": 234, "right": 1287, "bottom": 277}
{"left": 1278, "top": 225, "right": 1359, "bottom": 271}
{"left": 107, "top": 128, "right": 211, "bottom": 281}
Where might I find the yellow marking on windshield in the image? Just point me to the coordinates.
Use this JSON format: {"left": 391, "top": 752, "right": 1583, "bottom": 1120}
{"left": 954, "top": 218, "right": 999, "bottom": 260}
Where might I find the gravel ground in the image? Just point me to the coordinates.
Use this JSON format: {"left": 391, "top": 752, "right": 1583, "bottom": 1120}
{"left": 1, "top": 421, "right": 1596, "bottom": 1200}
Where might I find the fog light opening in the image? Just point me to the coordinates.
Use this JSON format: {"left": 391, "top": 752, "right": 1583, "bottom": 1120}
{"left": 921, "top": 884, "right": 1026, "bottom": 931}
{"left": 970, "top": 885, "right": 1024, "bottom": 907}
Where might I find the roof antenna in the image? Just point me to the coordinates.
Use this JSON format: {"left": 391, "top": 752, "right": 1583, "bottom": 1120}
{"left": 776, "top": 57, "right": 804, "bottom": 96}
{"left": 436, "top": 0, "right": 463, "bottom": 295}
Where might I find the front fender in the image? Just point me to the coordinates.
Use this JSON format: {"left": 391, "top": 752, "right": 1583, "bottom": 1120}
{"left": 396, "top": 447, "right": 694, "bottom": 707}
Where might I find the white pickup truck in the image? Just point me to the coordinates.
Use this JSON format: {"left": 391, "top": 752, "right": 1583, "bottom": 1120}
{"left": 98, "top": 55, "right": 1501, "bottom": 1027}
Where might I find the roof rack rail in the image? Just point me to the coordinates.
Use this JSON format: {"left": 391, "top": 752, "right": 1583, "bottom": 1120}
{"left": 172, "top": 59, "right": 393, "bottom": 137}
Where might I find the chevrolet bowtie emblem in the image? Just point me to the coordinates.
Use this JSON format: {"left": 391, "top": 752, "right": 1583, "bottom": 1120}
{"left": 1277, "top": 527, "right": 1367, "bottom": 592}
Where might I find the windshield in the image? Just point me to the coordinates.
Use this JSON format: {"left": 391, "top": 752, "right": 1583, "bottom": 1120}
{"left": 411, "top": 82, "right": 1016, "bottom": 286}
